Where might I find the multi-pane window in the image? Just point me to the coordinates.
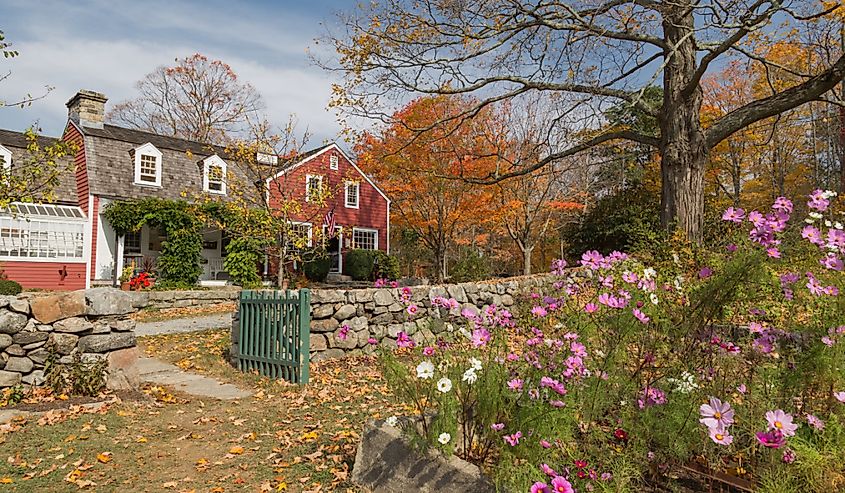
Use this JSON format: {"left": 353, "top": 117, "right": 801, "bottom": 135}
{"left": 138, "top": 154, "right": 158, "bottom": 183}
{"left": 124, "top": 230, "right": 142, "bottom": 254}
{"left": 305, "top": 175, "right": 323, "bottom": 202}
{"left": 330, "top": 154, "right": 339, "bottom": 170}
{"left": 345, "top": 181, "right": 359, "bottom": 208}
{"left": 207, "top": 164, "right": 223, "bottom": 191}
{"left": 352, "top": 228, "right": 377, "bottom": 250}
{"left": 286, "top": 223, "right": 312, "bottom": 251}
{"left": 0, "top": 204, "right": 86, "bottom": 260}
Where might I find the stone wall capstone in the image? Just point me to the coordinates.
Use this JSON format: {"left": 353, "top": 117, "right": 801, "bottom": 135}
{"left": 230, "top": 275, "right": 553, "bottom": 364}
{"left": 0, "top": 288, "right": 140, "bottom": 390}
{"left": 133, "top": 288, "right": 240, "bottom": 310}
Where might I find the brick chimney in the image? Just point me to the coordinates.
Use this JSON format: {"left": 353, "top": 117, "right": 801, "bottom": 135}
{"left": 66, "top": 90, "right": 108, "bottom": 129}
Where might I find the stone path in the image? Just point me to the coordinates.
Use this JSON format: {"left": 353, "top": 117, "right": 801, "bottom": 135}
{"left": 137, "top": 357, "right": 251, "bottom": 400}
{"left": 135, "top": 312, "right": 232, "bottom": 337}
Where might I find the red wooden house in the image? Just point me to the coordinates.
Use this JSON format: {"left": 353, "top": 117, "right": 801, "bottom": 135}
{"left": 0, "top": 90, "right": 390, "bottom": 290}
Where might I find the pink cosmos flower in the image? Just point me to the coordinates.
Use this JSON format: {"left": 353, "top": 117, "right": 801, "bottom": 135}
{"left": 337, "top": 324, "right": 350, "bottom": 341}
{"left": 822, "top": 336, "right": 835, "bottom": 347}
{"left": 834, "top": 391, "right": 845, "bottom": 403}
{"left": 709, "top": 427, "right": 734, "bottom": 446}
{"left": 722, "top": 207, "right": 745, "bottom": 223}
{"left": 471, "top": 328, "right": 491, "bottom": 347}
{"left": 491, "top": 423, "right": 505, "bottom": 431}
{"left": 782, "top": 448, "right": 796, "bottom": 464}
{"left": 540, "top": 439, "right": 552, "bottom": 449}
{"left": 540, "top": 463, "right": 557, "bottom": 477}
{"left": 503, "top": 431, "right": 522, "bottom": 446}
{"left": 766, "top": 247, "right": 781, "bottom": 259}
{"left": 530, "top": 482, "right": 550, "bottom": 493}
{"left": 637, "top": 386, "right": 666, "bottom": 409}
{"left": 699, "top": 397, "right": 735, "bottom": 429}
{"left": 584, "top": 303, "right": 598, "bottom": 314}
{"left": 802, "top": 225, "right": 824, "bottom": 245}
{"left": 726, "top": 243, "right": 738, "bottom": 252}
{"left": 570, "top": 341, "right": 587, "bottom": 357}
{"left": 531, "top": 306, "right": 548, "bottom": 317}
{"left": 756, "top": 429, "right": 786, "bottom": 449}
{"left": 580, "top": 250, "right": 604, "bottom": 270}
{"left": 821, "top": 254, "right": 844, "bottom": 271}
{"left": 772, "top": 196, "right": 793, "bottom": 213}
{"left": 737, "top": 384, "right": 747, "bottom": 394}
{"left": 396, "top": 331, "right": 414, "bottom": 349}
{"left": 806, "top": 414, "right": 825, "bottom": 430}
{"left": 808, "top": 189, "right": 830, "bottom": 211}
{"left": 550, "top": 258, "right": 567, "bottom": 275}
{"left": 367, "top": 337, "right": 378, "bottom": 345}
{"left": 698, "top": 267, "right": 713, "bottom": 279}
{"left": 550, "top": 476, "right": 575, "bottom": 493}
{"left": 507, "top": 379, "right": 524, "bottom": 391}
{"left": 766, "top": 409, "right": 798, "bottom": 437}
{"left": 406, "top": 304, "right": 419, "bottom": 316}
{"left": 422, "top": 346, "right": 435, "bottom": 356}
{"left": 632, "top": 308, "right": 650, "bottom": 324}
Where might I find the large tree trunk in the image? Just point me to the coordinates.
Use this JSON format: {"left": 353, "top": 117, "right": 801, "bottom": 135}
{"left": 659, "top": 4, "right": 707, "bottom": 242}
{"left": 522, "top": 245, "right": 533, "bottom": 276}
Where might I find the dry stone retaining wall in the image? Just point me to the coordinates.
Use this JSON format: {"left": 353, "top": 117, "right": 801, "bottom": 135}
{"left": 133, "top": 288, "right": 240, "bottom": 310}
{"left": 306, "top": 276, "right": 553, "bottom": 361}
{"left": 0, "top": 288, "right": 141, "bottom": 389}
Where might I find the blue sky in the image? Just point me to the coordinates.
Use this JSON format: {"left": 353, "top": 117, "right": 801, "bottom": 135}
{"left": 0, "top": 0, "right": 350, "bottom": 144}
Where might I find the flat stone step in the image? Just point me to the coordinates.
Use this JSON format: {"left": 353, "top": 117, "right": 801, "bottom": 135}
{"left": 137, "top": 357, "right": 251, "bottom": 400}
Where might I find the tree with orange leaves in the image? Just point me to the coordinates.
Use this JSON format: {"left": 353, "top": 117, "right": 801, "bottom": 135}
{"left": 356, "top": 95, "right": 498, "bottom": 281}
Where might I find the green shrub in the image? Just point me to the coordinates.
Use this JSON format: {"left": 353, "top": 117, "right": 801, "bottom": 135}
{"left": 303, "top": 250, "right": 332, "bottom": 282}
{"left": 372, "top": 250, "right": 400, "bottom": 280}
{"left": 449, "top": 248, "right": 490, "bottom": 282}
{"left": 156, "top": 229, "right": 202, "bottom": 287}
{"left": 0, "top": 279, "right": 22, "bottom": 295}
{"left": 224, "top": 237, "right": 263, "bottom": 288}
{"left": 344, "top": 249, "right": 375, "bottom": 280}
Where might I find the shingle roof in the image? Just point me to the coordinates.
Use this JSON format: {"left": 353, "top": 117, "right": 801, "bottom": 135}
{"left": 82, "top": 124, "right": 225, "bottom": 156}
{"left": 0, "top": 128, "right": 78, "bottom": 205}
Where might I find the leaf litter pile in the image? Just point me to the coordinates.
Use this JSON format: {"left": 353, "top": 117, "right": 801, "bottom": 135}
{"left": 0, "top": 329, "right": 403, "bottom": 492}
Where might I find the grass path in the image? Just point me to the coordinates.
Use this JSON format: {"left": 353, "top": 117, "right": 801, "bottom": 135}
{"left": 0, "top": 329, "right": 401, "bottom": 492}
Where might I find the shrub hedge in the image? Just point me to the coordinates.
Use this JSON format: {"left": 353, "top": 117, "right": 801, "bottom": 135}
{"left": 0, "top": 279, "right": 22, "bottom": 295}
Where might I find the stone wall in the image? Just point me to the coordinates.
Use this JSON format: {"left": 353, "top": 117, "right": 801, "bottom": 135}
{"left": 0, "top": 288, "right": 140, "bottom": 389}
{"left": 306, "top": 275, "right": 553, "bottom": 361}
{"left": 133, "top": 288, "right": 241, "bottom": 310}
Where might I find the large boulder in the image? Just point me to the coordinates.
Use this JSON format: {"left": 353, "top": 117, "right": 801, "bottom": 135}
{"left": 4, "top": 357, "right": 33, "bottom": 374}
{"left": 78, "top": 333, "right": 136, "bottom": 353}
{"left": 12, "top": 331, "right": 48, "bottom": 346}
{"left": 106, "top": 347, "right": 140, "bottom": 390}
{"left": 0, "top": 310, "right": 27, "bottom": 335}
{"left": 30, "top": 290, "right": 86, "bottom": 323}
{"left": 84, "top": 288, "right": 135, "bottom": 316}
{"left": 373, "top": 290, "right": 394, "bottom": 306}
{"left": 311, "top": 318, "right": 339, "bottom": 333}
{"left": 0, "top": 370, "right": 21, "bottom": 387}
{"left": 352, "top": 419, "right": 494, "bottom": 493}
{"left": 333, "top": 304, "right": 357, "bottom": 321}
{"left": 312, "top": 304, "right": 335, "bottom": 319}
{"left": 49, "top": 333, "right": 79, "bottom": 355}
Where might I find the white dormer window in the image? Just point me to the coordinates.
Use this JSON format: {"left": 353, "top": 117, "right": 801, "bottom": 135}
{"left": 345, "top": 181, "right": 359, "bottom": 209}
{"left": 203, "top": 155, "right": 227, "bottom": 194}
{"left": 305, "top": 174, "right": 323, "bottom": 202}
{"left": 133, "top": 142, "right": 162, "bottom": 186}
{"left": 0, "top": 145, "right": 11, "bottom": 178}
{"left": 330, "top": 154, "right": 339, "bottom": 170}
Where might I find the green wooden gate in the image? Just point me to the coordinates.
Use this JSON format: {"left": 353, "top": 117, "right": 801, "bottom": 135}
{"left": 235, "top": 289, "right": 311, "bottom": 384}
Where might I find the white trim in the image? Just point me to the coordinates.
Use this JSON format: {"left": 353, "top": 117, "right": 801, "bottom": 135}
{"left": 344, "top": 181, "right": 360, "bottom": 209}
{"left": 0, "top": 144, "right": 12, "bottom": 175}
{"left": 386, "top": 201, "right": 391, "bottom": 254}
{"left": 202, "top": 154, "right": 227, "bottom": 195}
{"left": 84, "top": 195, "right": 94, "bottom": 289}
{"left": 133, "top": 142, "right": 162, "bottom": 187}
{"left": 305, "top": 174, "right": 323, "bottom": 202}
{"left": 322, "top": 225, "right": 343, "bottom": 272}
{"left": 265, "top": 143, "right": 391, "bottom": 203}
{"left": 351, "top": 227, "right": 379, "bottom": 251}
{"left": 330, "top": 154, "right": 339, "bottom": 170}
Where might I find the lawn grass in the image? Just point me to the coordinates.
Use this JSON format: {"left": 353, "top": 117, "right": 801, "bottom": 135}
{"left": 0, "top": 329, "right": 401, "bottom": 492}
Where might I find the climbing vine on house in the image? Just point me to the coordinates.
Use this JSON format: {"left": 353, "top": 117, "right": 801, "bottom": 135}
{"left": 102, "top": 198, "right": 203, "bottom": 288}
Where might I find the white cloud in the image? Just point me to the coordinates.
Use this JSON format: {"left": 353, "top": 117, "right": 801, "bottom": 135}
{"left": 0, "top": 0, "right": 342, "bottom": 144}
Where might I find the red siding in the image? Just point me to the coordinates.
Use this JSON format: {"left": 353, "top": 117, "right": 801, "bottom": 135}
{"left": 62, "top": 122, "right": 89, "bottom": 212}
{"left": 89, "top": 195, "right": 99, "bottom": 281}
{"left": 2, "top": 261, "right": 87, "bottom": 291}
{"left": 267, "top": 147, "right": 390, "bottom": 251}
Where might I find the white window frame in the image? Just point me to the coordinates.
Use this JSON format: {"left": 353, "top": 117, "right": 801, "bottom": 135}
{"left": 0, "top": 145, "right": 12, "bottom": 177}
{"left": 202, "top": 154, "right": 227, "bottom": 195}
{"left": 0, "top": 203, "right": 87, "bottom": 262}
{"left": 305, "top": 174, "right": 323, "bottom": 202}
{"left": 329, "top": 154, "right": 339, "bottom": 170}
{"left": 133, "top": 142, "right": 162, "bottom": 187}
{"left": 287, "top": 221, "right": 313, "bottom": 249}
{"left": 351, "top": 227, "right": 378, "bottom": 250}
{"left": 256, "top": 152, "right": 278, "bottom": 165}
{"left": 345, "top": 181, "right": 360, "bottom": 209}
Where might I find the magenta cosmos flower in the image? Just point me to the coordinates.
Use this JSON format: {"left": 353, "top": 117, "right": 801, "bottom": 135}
{"left": 756, "top": 429, "right": 786, "bottom": 449}
{"left": 632, "top": 308, "right": 650, "bottom": 324}
{"left": 550, "top": 476, "right": 575, "bottom": 493}
{"left": 700, "top": 397, "right": 735, "bottom": 429}
{"left": 406, "top": 304, "right": 419, "bottom": 316}
{"left": 709, "top": 427, "right": 733, "bottom": 446}
{"left": 471, "top": 328, "right": 491, "bottom": 347}
{"left": 584, "top": 302, "right": 598, "bottom": 314}
{"left": 530, "top": 482, "right": 550, "bottom": 493}
{"left": 766, "top": 409, "right": 798, "bottom": 437}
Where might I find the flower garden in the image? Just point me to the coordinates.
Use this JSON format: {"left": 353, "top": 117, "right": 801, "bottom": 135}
{"left": 374, "top": 191, "right": 845, "bottom": 492}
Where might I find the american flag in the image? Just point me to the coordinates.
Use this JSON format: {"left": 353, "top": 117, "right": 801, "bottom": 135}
{"left": 324, "top": 208, "right": 336, "bottom": 237}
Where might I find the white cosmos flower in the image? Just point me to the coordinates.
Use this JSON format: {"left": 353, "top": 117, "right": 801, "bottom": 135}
{"left": 825, "top": 220, "right": 833, "bottom": 227}
{"left": 458, "top": 327, "right": 472, "bottom": 339}
{"left": 469, "top": 357, "right": 482, "bottom": 371}
{"left": 810, "top": 212, "right": 823, "bottom": 219}
{"left": 806, "top": 218, "right": 816, "bottom": 224}
{"left": 437, "top": 377, "right": 453, "bottom": 393}
{"left": 385, "top": 416, "right": 399, "bottom": 427}
{"left": 650, "top": 293, "right": 659, "bottom": 305}
{"left": 836, "top": 222, "right": 844, "bottom": 230}
{"left": 416, "top": 360, "right": 435, "bottom": 380}
{"left": 462, "top": 368, "right": 478, "bottom": 384}
{"left": 438, "top": 432, "right": 451, "bottom": 445}
{"left": 643, "top": 267, "right": 657, "bottom": 280}
{"left": 445, "top": 323, "right": 455, "bottom": 332}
